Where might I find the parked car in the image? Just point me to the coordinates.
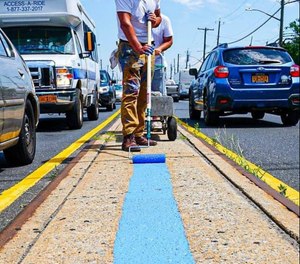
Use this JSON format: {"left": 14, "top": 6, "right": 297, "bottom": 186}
{"left": 189, "top": 43, "right": 300, "bottom": 126}
{"left": 99, "top": 70, "right": 116, "bottom": 111}
{"left": 166, "top": 79, "right": 179, "bottom": 102}
{"left": 114, "top": 84, "right": 123, "bottom": 102}
{"left": 0, "top": 28, "right": 39, "bottom": 165}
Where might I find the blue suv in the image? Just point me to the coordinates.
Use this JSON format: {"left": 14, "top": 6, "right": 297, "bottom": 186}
{"left": 189, "top": 44, "right": 300, "bottom": 126}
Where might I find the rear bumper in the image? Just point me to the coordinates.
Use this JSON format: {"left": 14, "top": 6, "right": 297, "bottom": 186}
{"left": 212, "top": 81, "right": 300, "bottom": 113}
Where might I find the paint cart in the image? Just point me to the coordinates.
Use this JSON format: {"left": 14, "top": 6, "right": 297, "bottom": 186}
{"left": 150, "top": 55, "right": 177, "bottom": 141}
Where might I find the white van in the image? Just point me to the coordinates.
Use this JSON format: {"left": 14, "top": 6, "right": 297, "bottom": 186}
{"left": 176, "top": 69, "right": 194, "bottom": 100}
{"left": 0, "top": 0, "right": 100, "bottom": 129}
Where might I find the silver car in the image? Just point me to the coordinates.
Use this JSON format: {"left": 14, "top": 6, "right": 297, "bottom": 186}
{"left": 0, "top": 28, "right": 39, "bottom": 165}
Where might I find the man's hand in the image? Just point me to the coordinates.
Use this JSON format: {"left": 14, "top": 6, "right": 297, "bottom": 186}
{"left": 146, "top": 11, "right": 158, "bottom": 27}
{"left": 137, "top": 44, "right": 154, "bottom": 55}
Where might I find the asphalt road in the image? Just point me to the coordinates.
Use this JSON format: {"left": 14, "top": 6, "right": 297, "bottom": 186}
{"left": 174, "top": 99, "right": 300, "bottom": 191}
{"left": 0, "top": 105, "right": 120, "bottom": 231}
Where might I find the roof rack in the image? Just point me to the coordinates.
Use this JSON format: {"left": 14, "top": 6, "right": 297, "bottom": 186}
{"left": 266, "top": 42, "right": 281, "bottom": 47}
{"left": 212, "top": 43, "right": 228, "bottom": 50}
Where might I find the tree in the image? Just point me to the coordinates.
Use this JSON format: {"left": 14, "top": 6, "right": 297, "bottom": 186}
{"left": 282, "top": 19, "right": 300, "bottom": 64}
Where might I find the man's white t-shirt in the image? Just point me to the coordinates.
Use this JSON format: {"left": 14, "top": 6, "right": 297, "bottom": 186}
{"left": 152, "top": 14, "right": 173, "bottom": 66}
{"left": 115, "top": 0, "right": 160, "bottom": 43}
{"left": 152, "top": 14, "right": 173, "bottom": 48}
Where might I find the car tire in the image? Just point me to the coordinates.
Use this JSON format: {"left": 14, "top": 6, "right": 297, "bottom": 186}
{"left": 281, "top": 111, "right": 299, "bottom": 126}
{"left": 87, "top": 90, "right": 99, "bottom": 121}
{"left": 189, "top": 93, "right": 201, "bottom": 120}
{"left": 251, "top": 111, "right": 265, "bottom": 120}
{"left": 167, "top": 116, "right": 177, "bottom": 141}
{"left": 173, "top": 97, "right": 179, "bottom": 103}
{"left": 106, "top": 103, "right": 113, "bottom": 111}
{"left": 204, "top": 92, "right": 219, "bottom": 126}
{"left": 4, "top": 100, "right": 36, "bottom": 165}
{"left": 66, "top": 89, "right": 83, "bottom": 129}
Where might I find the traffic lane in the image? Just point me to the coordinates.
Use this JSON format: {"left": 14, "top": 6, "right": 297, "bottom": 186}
{"left": 0, "top": 106, "right": 120, "bottom": 231}
{"left": 175, "top": 100, "right": 300, "bottom": 191}
{"left": 0, "top": 106, "right": 120, "bottom": 192}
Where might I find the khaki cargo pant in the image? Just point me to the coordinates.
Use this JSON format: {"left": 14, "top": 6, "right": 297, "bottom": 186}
{"left": 117, "top": 41, "right": 154, "bottom": 137}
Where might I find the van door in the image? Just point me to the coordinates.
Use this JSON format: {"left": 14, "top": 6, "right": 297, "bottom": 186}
{"left": 73, "top": 31, "right": 87, "bottom": 95}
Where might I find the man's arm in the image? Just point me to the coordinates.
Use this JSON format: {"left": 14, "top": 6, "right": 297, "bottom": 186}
{"left": 155, "top": 36, "right": 173, "bottom": 56}
{"left": 117, "top": 12, "right": 154, "bottom": 55}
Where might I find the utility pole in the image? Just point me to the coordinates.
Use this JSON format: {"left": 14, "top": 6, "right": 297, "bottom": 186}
{"left": 177, "top": 54, "right": 180, "bottom": 73}
{"left": 198, "top": 27, "right": 214, "bottom": 62}
{"left": 170, "top": 63, "right": 173, "bottom": 79}
{"left": 279, "top": 0, "right": 284, "bottom": 46}
{"left": 216, "top": 19, "right": 221, "bottom": 45}
{"left": 185, "top": 50, "right": 190, "bottom": 69}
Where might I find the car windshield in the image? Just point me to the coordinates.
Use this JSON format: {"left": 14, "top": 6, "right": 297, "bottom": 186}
{"left": 223, "top": 48, "right": 292, "bottom": 65}
{"left": 4, "top": 26, "right": 75, "bottom": 55}
{"left": 100, "top": 72, "right": 109, "bottom": 83}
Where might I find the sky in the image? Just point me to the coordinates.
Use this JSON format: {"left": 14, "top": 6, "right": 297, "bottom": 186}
{"left": 81, "top": 0, "right": 299, "bottom": 79}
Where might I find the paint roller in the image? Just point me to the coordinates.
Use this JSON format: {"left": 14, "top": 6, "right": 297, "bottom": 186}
{"left": 131, "top": 14, "right": 166, "bottom": 164}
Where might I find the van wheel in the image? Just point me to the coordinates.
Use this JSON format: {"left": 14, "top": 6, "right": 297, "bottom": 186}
{"left": 67, "top": 89, "right": 83, "bottom": 129}
{"left": 167, "top": 117, "right": 177, "bottom": 141}
{"left": 251, "top": 111, "right": 265, "bottom": 120}
{"left": 106, "top": 103, "right": 113, "bottom": 111}
{"left": 87, "top": 90, "right": 99, "bottom": 121}
{"left": 204, "top": 93, "right": 219, "bottom": 126}
{"left": 281, "top": 111, "right": 299, "bottom": 126}
{"left": 4, "top": 100, "right": 36, "bottom": 165}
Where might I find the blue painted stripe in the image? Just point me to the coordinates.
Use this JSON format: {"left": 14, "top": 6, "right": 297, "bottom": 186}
{"left": 73, "top": 68, "right": 97, "bottom": 81}
{"left": 114, "top": 164, "right": 195, "bottom": 264}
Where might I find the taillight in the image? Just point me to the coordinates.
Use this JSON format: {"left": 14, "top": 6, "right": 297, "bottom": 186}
{"left": 290, "top": 64, "right": 300, "bottom": 77}
{"left": 214, "top": 66, "right": 229, "bottom": 78}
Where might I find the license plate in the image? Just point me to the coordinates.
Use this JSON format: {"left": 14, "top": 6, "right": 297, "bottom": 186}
{"left": 39, "top": 95, "right": 57, "bottom": 103}
{"left": 252, "top": 74, "right": 269, "bottom": 83}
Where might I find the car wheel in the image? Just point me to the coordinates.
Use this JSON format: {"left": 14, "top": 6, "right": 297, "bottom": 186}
{"left": 189, "top": 92, "right": 201, "bottom": 120}
{"left": 173, "top": 97, "right": 179, "bottom": 103}
{"left": 251, "top": 111, "right": 265, "bottom": 120}
{"left": 203, "top": 92, "right": 219, "bottom": 126}
{"left": 87, "top": 90, "right": 99, "bottom": 121}
{"left": 4, "top": 100, "right": 36, "bottom": 165}
{"left": 167, "top": 116, "right": 177, "bottom": 141}
{"left": 281, "top": 111, "right": 299, "bottom": 126}
{"left": 66, "top": 89, "right": 83, "bottom": 129}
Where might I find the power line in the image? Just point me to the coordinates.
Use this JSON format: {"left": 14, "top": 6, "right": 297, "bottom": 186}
{"left": 228, "top": 7, "right": 281, "bottom": 44}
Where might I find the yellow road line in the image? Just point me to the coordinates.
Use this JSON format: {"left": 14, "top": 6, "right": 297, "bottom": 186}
{"left": 176, "top": 117, "right": 300, "bottom": 206}
{"left": 0, "top": 110, "right": 120, "bottom": 212}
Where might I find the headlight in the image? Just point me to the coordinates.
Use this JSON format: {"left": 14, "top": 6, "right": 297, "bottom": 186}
{"left": 56, "top": 67, "right": 73, "bottom": 88}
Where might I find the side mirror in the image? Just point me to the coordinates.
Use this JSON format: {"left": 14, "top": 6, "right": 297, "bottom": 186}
{"left": 85, "top": 31, "right": 95, "bottom": 52}
{"left": 79, "top": 52, "right": 91, "bottom": 59}
{"left": 189, "top": 68, "right": 198, "bottom": 77}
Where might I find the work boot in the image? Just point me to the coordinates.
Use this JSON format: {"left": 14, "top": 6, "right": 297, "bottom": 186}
{"left": 135, "top": 136, "right": 157, "bottom": 146}
{"left": 122, "top": 134, "right": 141, "bottom": 152}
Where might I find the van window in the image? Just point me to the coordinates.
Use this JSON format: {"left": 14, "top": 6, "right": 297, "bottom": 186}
{"left": 4, "top": 26, "right": 75, "bottom": 55}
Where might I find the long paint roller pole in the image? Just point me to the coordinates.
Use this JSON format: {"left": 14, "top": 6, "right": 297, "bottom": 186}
{"left": 146, "top": 19, "right": 152, "bottom": 144}
{"left": 131, "top": 16, "right": 166, "bottom": 164}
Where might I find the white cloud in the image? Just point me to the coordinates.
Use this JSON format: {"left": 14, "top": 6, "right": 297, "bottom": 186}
{"left": 171, "top": 0, "right": 220, "bottom": 9}
{"left": 171, "top": 0, "right": 205, "bottom": 9}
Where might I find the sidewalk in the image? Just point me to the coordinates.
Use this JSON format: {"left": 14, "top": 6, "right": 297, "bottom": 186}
{"left": 0, "top": 118, "right": 299, "bottom": 263}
